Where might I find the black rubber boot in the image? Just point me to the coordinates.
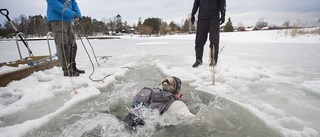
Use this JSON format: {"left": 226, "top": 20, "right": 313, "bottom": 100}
{"left": 192, "top": 59, "right": 203, "bottom": 68}
{"left": 63, "top": 70, "right": 79, "bottom": 77}
{"left": 73, "top": 63, "right": 85, "bottom": 74}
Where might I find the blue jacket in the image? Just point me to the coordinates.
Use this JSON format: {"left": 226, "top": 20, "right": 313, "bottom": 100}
{"left": 46, "top": 0, "right": 81, "bottom": 22}
{"left": 192, "top": 0, "right": 226, "bottom": 20}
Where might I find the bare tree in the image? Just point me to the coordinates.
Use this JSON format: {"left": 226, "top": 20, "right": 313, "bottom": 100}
{"left": 256, "top": 18, "right": 268, "bottom": 29}
{"left": 139, "top": 25, "right": 152, "bottom": 36}
{"left": 282, "top": 20, "right": 290, "bottom": 29}
{"left": 237, "top": 22, "right": 244, "bottom": 27}
{"left": 159, "top": 22, "right": 168, "bottom": 35}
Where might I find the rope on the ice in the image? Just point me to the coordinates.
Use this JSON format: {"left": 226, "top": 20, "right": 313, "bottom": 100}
{"left": 78, "top": 35, "right": 112, "bottom": 82}
{"left": 74, "top": 22, "right": 112, "bottom": 82}
{"left": 76, "top": 22, "right": 100, "bottom": 67}
{"left": 85, "top": 37, "right": 100, "bottom": 67}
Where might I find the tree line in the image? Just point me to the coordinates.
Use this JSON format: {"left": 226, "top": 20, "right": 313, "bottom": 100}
{"left": 0, "top": 14, "right": 196, "bottom": 38}
{"left": 2, "top": 14, "right": 317, "bottom": 38}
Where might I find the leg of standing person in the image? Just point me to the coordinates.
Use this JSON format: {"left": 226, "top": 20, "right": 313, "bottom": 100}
{"left": 64, "top": 22, "right": 79, "bottom": 76}
{"left": 193, "top": 19, "right": 210, "bottom": 68}
{"left": 69, "top": 24, "right": 85, "bottom": 74}
{"left": 50, "top": 21, "right": 79, "bottom": 77}
{"left": 209, "top": 18, "right": 220, "bottom": 66}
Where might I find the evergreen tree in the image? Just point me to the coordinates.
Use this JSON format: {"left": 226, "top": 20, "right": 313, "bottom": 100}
{"left": 74, "top": 16, "right": 93, "bottom": 36}
{"left": 137, "top": 17, "right": 142, "bottom": 27}
{"left": 224, "top": 17, "right": 234, "bottom": 32}
{"left": 137, "top": 17, "right": 142, "bottom": 35}
{"left": 168, "top": 21, "right": 180, "bottom": 34}
{"left": 92, "top": 19, "right": 106, "bottom": 35}
{"left": 108, "top": 16, "right": 116, "bottom": 35}
{"left": 143, "top": 17, "right": 161, "bottom": 35}
{"left": 18, "top": 14, "right": 28, "bottom": 35}
{"left": 116, "top": 14, "right": 122, "bottom": 33}
{"left": 181, "top": 15, "right": 196, "bottom": 33}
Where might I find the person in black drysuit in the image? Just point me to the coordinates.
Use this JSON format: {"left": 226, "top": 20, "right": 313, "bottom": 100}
{"left": 191, "top": 0, "right": 226, "bottom": 67}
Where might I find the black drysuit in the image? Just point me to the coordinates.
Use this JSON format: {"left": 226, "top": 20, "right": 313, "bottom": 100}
{"left": 191, "top": 0, "right": 226, "bottom": 63}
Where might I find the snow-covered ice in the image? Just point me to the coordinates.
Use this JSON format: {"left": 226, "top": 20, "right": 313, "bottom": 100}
{"left": 0, "top": 29, "right": 319, "bottom": 137}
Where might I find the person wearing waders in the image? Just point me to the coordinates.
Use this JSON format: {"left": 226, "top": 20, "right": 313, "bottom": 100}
{"left": 191, "top": 0, "right": 226, "bottom": 67}
{"left": 46, "top": 0, "right": 85, "bottom": 76}
{"left": 124, "top": 76, "right": 194, "bottom": 127}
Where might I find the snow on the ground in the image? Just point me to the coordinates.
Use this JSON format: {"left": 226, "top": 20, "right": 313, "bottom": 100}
{"left": 0, "top": 29, "right": 319, "bottom": 137}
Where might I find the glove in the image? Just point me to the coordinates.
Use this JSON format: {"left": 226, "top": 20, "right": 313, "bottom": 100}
{"left": 191, "top": 15, "right": 195, "bottom": 25}
{"left": 73, "top": 12, "right": 82, "bottom": 21}
{"left": 124, "top": 113, "right": 145, "bottom": 126}
{"left": 78, "top": 14, "right": 82, "bottom": 21}
{"left": 74, "top": 16, "right": 82, "bottom": 24}
{"left": 219, "top": 12, "right": 225, "bottom": 25}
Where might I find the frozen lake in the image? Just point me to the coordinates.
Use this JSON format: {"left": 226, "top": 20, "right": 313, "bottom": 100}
{"left": 0, "top": 30, "right": 320, "bottom": 137}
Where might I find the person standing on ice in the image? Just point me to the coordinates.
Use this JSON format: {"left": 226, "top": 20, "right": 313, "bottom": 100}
{"left": 191, "top": 0, "right": 226, "bottom": 67}
{"left": 46, "top": 0, "right": 85, "bottom": 77}
{"left": 124, "top": 76, "right": 194, "bottom": 127}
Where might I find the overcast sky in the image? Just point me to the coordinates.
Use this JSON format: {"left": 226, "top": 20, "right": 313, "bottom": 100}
{"left": 1, "top": 0, "right": 319, "bottom": 27}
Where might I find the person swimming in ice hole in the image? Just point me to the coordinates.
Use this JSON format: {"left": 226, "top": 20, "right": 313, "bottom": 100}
{"left": 124, "top": 76, "right": 195, "bottom": 127}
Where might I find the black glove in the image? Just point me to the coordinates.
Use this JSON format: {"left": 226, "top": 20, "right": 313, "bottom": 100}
{"left": 219, "top": 12, "right": 225, "bottom": 25}
{"left": 73, "top": 13, "right": 82, "bottom": 21}
{"left": 78, "top": 15, "right": 82, "bottom": 21}
{"left": 191, "top": 15, "right": 195, "bottom": 25}
{"left": 124, "top": 113, "right": 145, "bottom": 126}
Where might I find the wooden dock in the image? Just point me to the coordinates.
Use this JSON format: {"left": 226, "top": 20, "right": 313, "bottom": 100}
{"left": 0, "top": 59, "right": 59, "bottom": 87}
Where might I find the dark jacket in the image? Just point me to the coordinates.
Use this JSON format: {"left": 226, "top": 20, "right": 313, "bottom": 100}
{"left": 192, "top": 0, "right": 226, "bottom": 19}
{"left": 132, "top": 87, "right": 177, "bottom": 115}
{"left": 124, "top": 87, "right": 177, "bottom": 126}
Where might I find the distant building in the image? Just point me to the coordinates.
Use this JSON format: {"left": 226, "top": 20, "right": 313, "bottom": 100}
{"left": 237, "top": 27, "right": 246, "bottom": 31}
{"left": 261, "top": 27, "right": 271, "bottom": 30}
{"left": 237, "top": 26, "right": 260, "bottom": 31}
{"left": 246, "top": 27, "right": 259, "bottom": 31}
{"left": 128, "top": 28, "right": 137, "bottom": 34}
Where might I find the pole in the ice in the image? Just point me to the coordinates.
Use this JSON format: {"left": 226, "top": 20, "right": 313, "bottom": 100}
{"left": 211, "top": 48, "right": 216, "bottom": 86}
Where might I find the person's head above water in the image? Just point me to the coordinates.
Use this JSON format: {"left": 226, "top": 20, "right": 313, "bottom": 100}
{"left": 161, "top": 76, "right": 182, "bottom": 95}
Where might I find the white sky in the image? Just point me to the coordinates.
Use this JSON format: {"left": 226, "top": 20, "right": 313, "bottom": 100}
{"left": 1, "top": 0, "right": 320, "bottom": 27}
